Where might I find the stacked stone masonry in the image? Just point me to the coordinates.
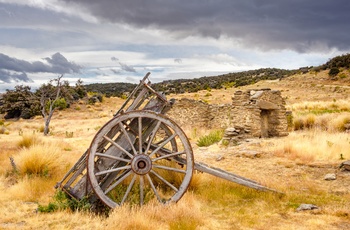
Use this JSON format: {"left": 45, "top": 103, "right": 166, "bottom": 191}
{"left": 167, "top": 88, "right": 288, "bottom": 141}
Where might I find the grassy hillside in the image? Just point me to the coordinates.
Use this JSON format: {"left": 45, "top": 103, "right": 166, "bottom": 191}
{"left": 84, "top": 53, "right": 350, "bottom": 98}
{"left": 1, "top": 64, "right": 350, "bottom": 229}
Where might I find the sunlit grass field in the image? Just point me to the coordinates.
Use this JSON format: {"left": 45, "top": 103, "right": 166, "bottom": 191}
{"left": 1, "top": 72, "right": 350, "bottom": 229}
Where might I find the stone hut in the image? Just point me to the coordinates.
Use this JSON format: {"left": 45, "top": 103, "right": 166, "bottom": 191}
{"left": 229, "top": 88, "right": 288, "bottom": 138}
{"left": 167, "top": 88, "right": 288, "bottom": 140}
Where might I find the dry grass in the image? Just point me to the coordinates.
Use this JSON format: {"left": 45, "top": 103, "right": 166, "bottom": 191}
{"left": 1, "top": 75, "right": 350, "bottom": 229}
{"left": 292, "top": 112, "right": 350, "bottom": 132}
{"left": 17, "top": 134, "right": 43, "bottom": 148}
{"left": 104, "top": 194, "right": 204, "bottom": 230}
{"left": 288, "top": 99, "right": 350, "bottom": 114}
{"left": 272, "top": 130, "right": 350, "bottom": 164}
{"left": 14, "top": 143, "right": 67, "bottom": 178}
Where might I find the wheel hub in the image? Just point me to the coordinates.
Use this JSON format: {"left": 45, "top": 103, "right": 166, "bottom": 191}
{"left": 131, "top": 154, "right": 152, "bottom": 175}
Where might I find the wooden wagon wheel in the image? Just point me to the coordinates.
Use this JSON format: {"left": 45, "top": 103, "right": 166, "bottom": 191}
{"left": 87, "top": 110, "right": 194, "bottom": 208}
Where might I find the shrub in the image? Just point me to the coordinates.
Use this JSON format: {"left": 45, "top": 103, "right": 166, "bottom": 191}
{"left": 339, "top": 72, "right": 347, "bottom": 79}
{"left": 38, "top": 190, "right": 91, "bottom": 213}
{"left": 196, "top": 129, "right": 224, "bottom": 147}
{"left": 65, "top": 131, "right": 74, "bottom": 138}
{"left": 88, "top": 93, "right": 104, "bottom": 104}
{"left": 56, "top": 98, "right": 68, "bottom": 110}
{"left": 0, "top": 85, "right": 41, "bottom": 119}
{"left": 46, "top": 97, "right": 68, "bottom": 111}
{"left": 329, "top": 68, "right": 340, "bottom": 77}
{"left": 286, "top": 112, "right": 293, "bottom": 130}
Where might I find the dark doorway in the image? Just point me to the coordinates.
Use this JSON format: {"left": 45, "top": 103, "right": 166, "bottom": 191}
{"left": 260, "top": 109, "right": 271, "bottom": 138}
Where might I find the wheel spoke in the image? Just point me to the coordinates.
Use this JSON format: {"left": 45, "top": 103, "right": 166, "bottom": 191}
{"left": 150, "top": 170, "right": 178, "bottom": 192}
{"left": 146, "top": 174, "right": 161, "bottom": 202}
{"left": 149, "top": 133, "right": 177, "bottom": 158}
{"left": 144, "top": 120, "right": 162, "bottom": 154}
{"left": 140, "top": 175, "right": 144, "bottom": 205}
{"left": 103, "top": 135, "right": 134, "bottom": 159}
{"left": 95, "top": 152, "right": 131, "bottom": 163}
{"left": 119, "top": 122, "right": 138, "bottom": 155}
{"left": 121, "top": 174, "right": 137, "bottom": 205}
{"left": 138, "top": 117, "right": 143, "bottom": 154}
{"left": 95, "top": 165, "right": 131, "bottom": 176}
{"left": 104, "top": 169, "right": 133, "bottom": 194}
{"left": 152, "top": 164, "right": 186, "bottom": 174}
{"left": 152, "top": 151, "right": 185, "bottom": 162}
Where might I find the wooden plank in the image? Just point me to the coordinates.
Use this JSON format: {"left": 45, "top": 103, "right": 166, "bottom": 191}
{"left": 153, "top": 146, "right": 281, "bottom": 193}
{"left": 193, "top": 162, "right": 281, "bottom": 193}
{"left": 114, "top": 72, "right": 151, "bottom": 116}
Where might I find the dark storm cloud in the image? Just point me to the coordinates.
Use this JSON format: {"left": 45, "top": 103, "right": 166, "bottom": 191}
{"left": 43, "top": 52, "right": 81, "bottom": 74}
{"left": 0, "top": 69, "right": 33, "bottom": 83}
{"left": 59, "top": 0, "right": 350, "bottom": 52}
{"left": 0, "top": 52, "right": 81, "bottom": 83}
{"left": 119, "top": 62, "right": 136, "bottom": 73}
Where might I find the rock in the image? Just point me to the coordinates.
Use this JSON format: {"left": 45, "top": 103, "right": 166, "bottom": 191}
{"left": 256, "top": 100, "right": 279, "bottom": 110}
{"left": 250, "top": 90, "right": 264, "bottom": 99}
{"left": 296, "top": 204, "right": 319, "bottom": 212}
{"left": 216, "top": 155, "right": 225, "bottom": 161}
{"left": 236, "top": 150, "right": 262, "bottom": 159}
{"left": 324, "top": 173, "right": 336, "bottom": 181}
{"left": 225, "top": 127, "right": 236, "bottom": 132}
{"left": 339, "top": 160, "right": 350, "bottom": 171}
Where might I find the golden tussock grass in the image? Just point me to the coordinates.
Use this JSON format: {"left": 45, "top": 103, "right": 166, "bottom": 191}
{"left": 6, "top": 142, "right": 73, "bottom": 203}
{"left": 272, "top": 130, "right": 350, "bottom": 163}
{"left": 288, "top": 99, "right": 350, "bottom": 113}
{"left": 7, "top": 176, "right": 56, "bottom": 203}
{"left": 292, "top": 112, "right": 350, "bottom": 132}
{"left": 17, "top": 133, "right": 43, "bottom": 148}
{"left": 14, "top": 143, "right": 68, "bottom": 178}
{"left": 105, "top": 194, "right": 204, "bottom": 230}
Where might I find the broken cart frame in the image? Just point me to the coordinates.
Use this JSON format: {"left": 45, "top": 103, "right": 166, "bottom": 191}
{"left": 56, "top": 72, "right": 278, "bottom": 210}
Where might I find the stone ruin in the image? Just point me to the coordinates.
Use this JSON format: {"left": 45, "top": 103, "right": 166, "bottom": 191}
{"left": 167, "top": 88, "right": 288, "bottom": 144}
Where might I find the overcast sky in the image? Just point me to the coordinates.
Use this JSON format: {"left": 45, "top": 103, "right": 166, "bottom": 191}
{"left": 1, "top": 0, "right": 349, "bottom": 92}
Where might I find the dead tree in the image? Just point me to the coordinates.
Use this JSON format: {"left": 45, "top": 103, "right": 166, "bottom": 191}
{"left": 40, "top": 75, "right": 63, "bottom": 136}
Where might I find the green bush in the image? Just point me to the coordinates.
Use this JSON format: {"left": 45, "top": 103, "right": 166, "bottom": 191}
{"left": 286, "top": 112, "right": 293, "bottom": 130}
{"left": 54, "top": 98, "right": 68, "bottom": 110}
{"left": 329, "top": 68, "right": 340, "bottom": 77}
{"left": 196, "top": 130, "right": 224, "bottom": 147}
{"left": 38, "top": 190, "right": 91, "bottom": 213}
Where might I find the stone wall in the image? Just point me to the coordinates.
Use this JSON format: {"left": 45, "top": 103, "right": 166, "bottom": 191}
{"left": 167, "top": 98, "right": 210, "bottom": 128}
{"left": 167, "top": 88, "right": 288, "bottom": 139}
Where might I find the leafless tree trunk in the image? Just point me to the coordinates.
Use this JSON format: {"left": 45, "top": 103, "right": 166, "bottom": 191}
{"left": 40, "top": 75, "right": 63, "bottom": 136}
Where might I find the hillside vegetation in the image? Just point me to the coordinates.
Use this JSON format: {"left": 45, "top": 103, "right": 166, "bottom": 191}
{"left": 84, "top": 53, "right": 350, "bottom": 97}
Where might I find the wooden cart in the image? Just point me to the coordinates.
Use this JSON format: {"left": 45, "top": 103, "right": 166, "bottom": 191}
{"left": 55, "top": 72, "right": 278, "bottom": 210}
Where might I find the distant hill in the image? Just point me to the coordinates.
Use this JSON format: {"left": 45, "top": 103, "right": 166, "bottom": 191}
{"left": 85, "top": 68, "right": 299, "bottom": 97}
{"left": 84, "top": 82, "right": 136, "bottom": 97}
{"left": 152, "top": 68, "right": 299, "bottom": 94}
{"left": 84, "top": 53, "right": 350, "bottom": 97}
